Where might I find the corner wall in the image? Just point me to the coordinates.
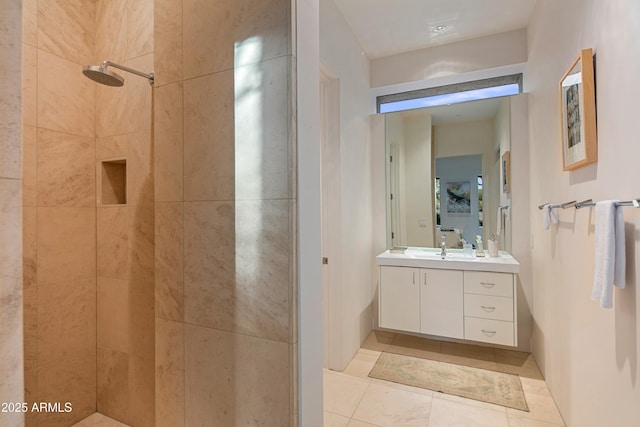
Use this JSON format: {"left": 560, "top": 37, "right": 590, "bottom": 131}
{"left": 94, "top": 1, "right": 156, "bottom": 425}
{"left": 527, "top": 1, "right": 640, "bottom": 425}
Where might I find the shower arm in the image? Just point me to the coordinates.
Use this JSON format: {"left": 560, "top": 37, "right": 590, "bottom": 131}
{"left": 102, "top": 60, "right": 154, "bottom": 84}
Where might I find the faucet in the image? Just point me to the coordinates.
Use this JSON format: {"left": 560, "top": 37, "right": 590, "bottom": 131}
{"left": 440, "top": 235, "right": 447, "bottom": 259}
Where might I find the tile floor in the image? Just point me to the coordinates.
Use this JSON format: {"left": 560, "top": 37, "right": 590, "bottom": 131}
{"left": 324, "top": 330, "right": 566, "bottom": 427}
{"left": 70, "top": 331, "right": 564, "bottom": 427}
{"left": 71, "top": 412, "right": 129, "bottom": 427}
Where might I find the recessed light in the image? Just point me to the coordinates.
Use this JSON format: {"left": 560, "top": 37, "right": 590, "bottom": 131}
{"left": 433, "top": 25, "right": 448, "bottom": 34}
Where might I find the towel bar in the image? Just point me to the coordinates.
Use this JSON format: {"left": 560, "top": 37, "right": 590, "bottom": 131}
{"left": 575, "top": 198, "right": 640, "bottom": 209}
{"left": 539, "top": 198, "right": 640, "bottom": 210}
{"left": 538, "top": 203, "right": 562, "bottom": 210}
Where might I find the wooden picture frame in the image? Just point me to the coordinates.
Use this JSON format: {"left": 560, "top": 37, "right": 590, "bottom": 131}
{"left": 560, "top": 48, "right": 597, "bottom": 171}
{"left": 502, "top": 151, "right": 510, "bottom": 194}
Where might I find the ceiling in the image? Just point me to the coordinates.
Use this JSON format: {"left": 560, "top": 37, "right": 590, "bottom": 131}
{"left": 333, "top": 0, "right": 538, "bottom": 59}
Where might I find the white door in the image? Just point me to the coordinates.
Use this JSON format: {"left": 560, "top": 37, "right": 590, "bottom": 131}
{"left": 389, "top": 143, "right": 401, "bottom": 247}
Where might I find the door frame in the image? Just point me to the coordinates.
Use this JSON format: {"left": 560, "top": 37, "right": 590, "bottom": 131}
{"left": 320, "top": 63, "right": 343, "bottom": 370}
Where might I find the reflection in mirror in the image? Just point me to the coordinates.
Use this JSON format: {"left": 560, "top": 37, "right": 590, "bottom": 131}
{"left": 385, "top": 97, "right": 512, "bottom": 251}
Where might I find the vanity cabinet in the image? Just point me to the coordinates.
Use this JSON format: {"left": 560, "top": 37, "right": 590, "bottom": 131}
{"left": 378, "top": 265, "right": 517, "bottom": 347}
{"left": 379, "top": 266, "right": 463, "bottom": 339}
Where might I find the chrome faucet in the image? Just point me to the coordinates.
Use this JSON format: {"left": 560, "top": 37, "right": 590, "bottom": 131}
{"left": 440, "top": 235, "right": 447, "bottom": 259}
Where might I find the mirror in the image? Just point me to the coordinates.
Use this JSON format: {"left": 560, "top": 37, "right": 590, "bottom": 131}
{"left": 385, "top": 96, "right": 513, "bottom": 251}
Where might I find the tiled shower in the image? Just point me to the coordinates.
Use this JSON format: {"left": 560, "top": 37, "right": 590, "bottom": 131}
{"left": 22, "top": 0, "right": 155, "bottom": 425}
{"left": 2, "top": 0, "right": 297, "bottom": 426}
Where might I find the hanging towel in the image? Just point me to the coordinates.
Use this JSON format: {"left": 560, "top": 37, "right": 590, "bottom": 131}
{"left": 496, "top": 206, "right": 503, "bottom": 236}
{"left": 591, "top": 201, "right": 626, "bottom": 308}
{"left": 542, "top": 204, "right": 559, "bottom": 230}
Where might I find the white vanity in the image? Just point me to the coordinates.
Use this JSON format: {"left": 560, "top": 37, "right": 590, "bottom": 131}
{"left": 376, "top": 248, "right": 520, "bottom": 347}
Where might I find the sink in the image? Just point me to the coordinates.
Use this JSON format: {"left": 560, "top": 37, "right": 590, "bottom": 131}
{"left": 405, "top": 247, "right": 468, "bottom": 259}
{"left": 377, "top": 247, "right": 519, "bottom": 273}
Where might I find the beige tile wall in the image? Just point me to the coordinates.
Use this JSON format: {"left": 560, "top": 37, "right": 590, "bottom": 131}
{"left": 22, "top": 0, "right": 98, "bottom": 424}
{"left": 15, "top": 1, "right": 299, "bottom": 426}
{"left": 154, "top": 0, "right": 298, "bottom": 425}
{"left": 0, "top": 179, "right": 24, "bottom": 427}
{"left": 21, "top": 0, "right": 156, "bottom": 425}
{"left": 94, "top": 1, "right": 155, "bottom": 425}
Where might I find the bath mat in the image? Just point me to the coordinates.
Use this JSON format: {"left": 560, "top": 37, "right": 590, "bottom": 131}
{"left": 368, "top": 352, "right": 529, "bottom": 411}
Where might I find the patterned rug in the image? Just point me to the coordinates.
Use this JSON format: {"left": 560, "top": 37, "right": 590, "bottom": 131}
{"left": 369, "top": 352, "right": 529, "bottom": 411}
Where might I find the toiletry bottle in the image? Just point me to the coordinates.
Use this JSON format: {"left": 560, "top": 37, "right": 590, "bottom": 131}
{"left": 488, "top": 234, "right": 499, "bottom": 257}
{"left": 475, "top": 235, "right": 485, "bottom": 257}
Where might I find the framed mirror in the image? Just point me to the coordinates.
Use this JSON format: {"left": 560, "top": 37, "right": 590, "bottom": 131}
{"left": 385, "top": 96, "right": 514, "bottom": 251}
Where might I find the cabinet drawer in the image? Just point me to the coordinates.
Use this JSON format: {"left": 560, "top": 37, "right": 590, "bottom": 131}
{"left": 464, "top": 294, "right": 513, "bottom": 321}
{"left": 464, "top": 271, "right": 513, "bottom": 297}
{"left": 464, "top": 317, "right": 514, "bottom": 346}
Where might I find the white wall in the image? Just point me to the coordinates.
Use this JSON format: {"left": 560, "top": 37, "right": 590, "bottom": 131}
{"left": 371, "top": 29, "right": 528, "bottom": 88}
{"left": 508, "top": 94, "right": 532, "bottom": 353}
{"left": 296, "top": 0, "right": 323, "bottom": 424}
{"left": 527, "top": 1, "right": 640, "bottom": 425}
{"left": 320, "top": 0, "right": 373, "bottom": 370}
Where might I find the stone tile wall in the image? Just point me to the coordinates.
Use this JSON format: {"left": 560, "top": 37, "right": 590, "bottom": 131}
{"left": 154, "top": 0, "right": 298, "bottom": 424}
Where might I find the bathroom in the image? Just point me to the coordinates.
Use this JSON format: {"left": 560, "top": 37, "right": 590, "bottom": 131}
{"left": 0, "top": 0, "right": 639, "bottom": 426}
{"left": 316, "top": 0, "right": 640, "bottom": 425}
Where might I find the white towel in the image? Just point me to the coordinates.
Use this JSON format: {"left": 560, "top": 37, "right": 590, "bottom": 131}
{"left": 592, "top": 201, "right": 626, "bottom": 308}
{"left": 542, "top": 204, "right": 559, "bottom": 230}
{"left": 496, "top": 207, "right": 503, "bottom": 236}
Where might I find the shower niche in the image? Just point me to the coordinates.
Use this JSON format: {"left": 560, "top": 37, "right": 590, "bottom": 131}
{"left": 100, "top": 159, "right": 127, "bottom": 205}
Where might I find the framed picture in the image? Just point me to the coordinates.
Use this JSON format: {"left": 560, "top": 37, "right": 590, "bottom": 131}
{"left": 560, "top": 48, "right": 597, "bottom": 171}
{"left": 446, "top": 181, "right": 471, "bottom": 214}
{"left": 502, "top": 151, "right": 510, "bottom": 194}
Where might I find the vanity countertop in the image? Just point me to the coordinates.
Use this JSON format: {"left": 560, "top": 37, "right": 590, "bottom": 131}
{"left": 376, "top": 247, "right": 520, "bottom": 274}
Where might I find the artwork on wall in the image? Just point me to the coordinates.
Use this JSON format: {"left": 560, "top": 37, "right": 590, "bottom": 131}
{"left": 502, "top": 151, "right": 510, "bottom": 194}
{"left": 446, "top": 181, "right": 471, "bottom": 214}
{"left": 560, "top": 48, "right": 597, "bottom": 171}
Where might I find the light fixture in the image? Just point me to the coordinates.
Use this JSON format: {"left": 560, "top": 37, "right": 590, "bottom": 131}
{"left": 432, "top": 25, "right": 448, "bottom": 34}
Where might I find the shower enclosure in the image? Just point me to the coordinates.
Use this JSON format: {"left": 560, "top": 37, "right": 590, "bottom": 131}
{"left": 21, "top": 1, "right": 156, "bottom": 425}
{"left": 16, "top": 0, "right": 299, "bottom": 426}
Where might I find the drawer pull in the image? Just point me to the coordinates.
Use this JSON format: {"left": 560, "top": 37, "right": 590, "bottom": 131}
{"left": 481, "top": 329, "right": 496, "bottom": 337}
{"left": 481, "top": 305, "right": 496, "bottom": 312}
{"left": 480, "top": 282, "right": 495, "bottom": 288}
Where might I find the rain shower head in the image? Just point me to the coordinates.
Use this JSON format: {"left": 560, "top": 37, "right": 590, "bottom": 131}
{"left": 82, "top": 60, "right": 154, "bottom": 86}
{"left": 82, "top": 64, "right": 124, "bottom": 87}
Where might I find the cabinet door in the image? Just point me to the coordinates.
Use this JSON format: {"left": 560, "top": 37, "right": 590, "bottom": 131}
{"left": 379, "top": 266, "right": 420, "bottom": 333}
{"left": 420, "top": 269, "right": 464, "bottom": 339}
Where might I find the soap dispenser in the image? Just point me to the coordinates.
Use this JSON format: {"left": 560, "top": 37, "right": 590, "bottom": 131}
{"left": 475, "top": 235, "right": 485, "bottom": 257}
